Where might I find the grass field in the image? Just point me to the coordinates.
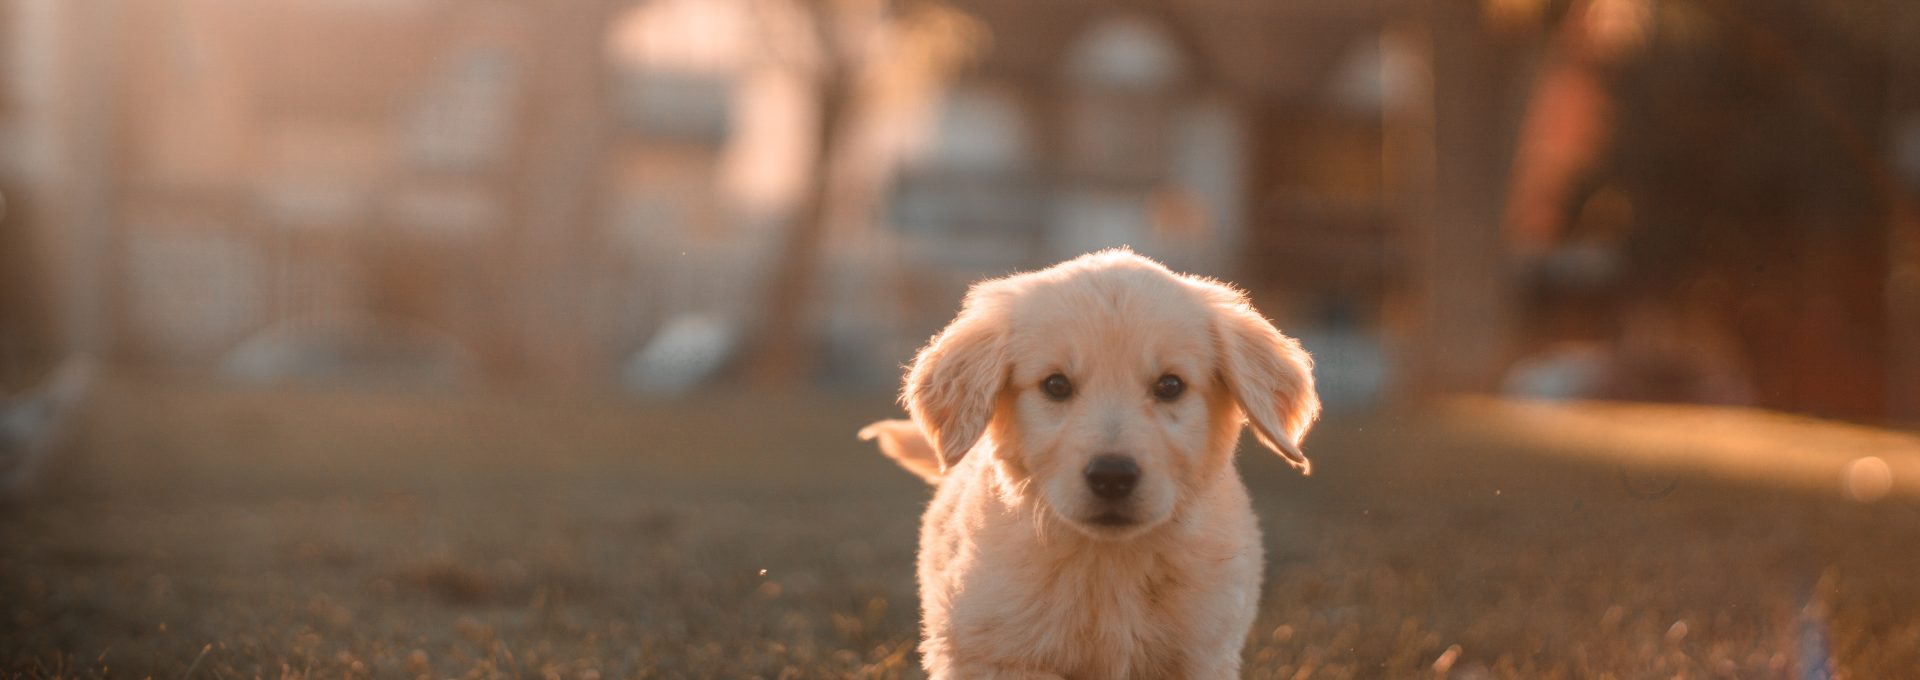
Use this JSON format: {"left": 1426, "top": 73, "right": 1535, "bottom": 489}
{"left": 3, "top": 380, "right": 1918, "bottom": 678}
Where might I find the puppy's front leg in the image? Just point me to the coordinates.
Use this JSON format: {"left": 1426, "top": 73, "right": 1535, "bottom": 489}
{"left": 1177, "top": 654, "right": 1242, "bottom": 680}
{"left": 938, "top": 664, "right": 1065, "bottom": 680}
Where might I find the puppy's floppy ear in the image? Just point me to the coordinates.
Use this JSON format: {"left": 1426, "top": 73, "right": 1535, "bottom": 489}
{"left": 904, "top": 295, "right": 1007, "bottom": 472}
{"left": 1214, "top": 298, "right": 1320, "bottom": 475}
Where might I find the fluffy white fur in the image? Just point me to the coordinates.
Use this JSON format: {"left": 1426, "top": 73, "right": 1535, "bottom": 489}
{"left": 860, "top": 250, "right": 1320, "bottom": 679}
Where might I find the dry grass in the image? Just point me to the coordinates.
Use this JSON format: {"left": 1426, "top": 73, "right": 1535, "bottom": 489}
{"left": 2, "top": 380, "right": 1917, "bottom": 678}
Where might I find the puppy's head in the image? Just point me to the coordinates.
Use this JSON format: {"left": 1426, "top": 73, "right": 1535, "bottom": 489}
{"left": 905, "top": 250, "right": 1319, "bottom": 539}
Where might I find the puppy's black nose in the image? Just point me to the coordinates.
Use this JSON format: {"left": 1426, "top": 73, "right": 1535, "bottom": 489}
{"left": 1084, "top": 456, "right": 1140, "bottom": 500}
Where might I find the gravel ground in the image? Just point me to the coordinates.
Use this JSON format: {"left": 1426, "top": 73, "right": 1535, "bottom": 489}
{"left": 2, "top": 380, "right": 1917, "bottom": 678}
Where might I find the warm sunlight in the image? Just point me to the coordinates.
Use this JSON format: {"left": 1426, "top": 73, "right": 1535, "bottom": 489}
{"left": 2, "top": 0, "right": 1917, "bottom": 677}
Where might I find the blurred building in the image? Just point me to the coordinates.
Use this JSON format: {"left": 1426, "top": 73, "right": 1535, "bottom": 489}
{"left": 1, "top": 0, "right": 1402, "bottom": 390}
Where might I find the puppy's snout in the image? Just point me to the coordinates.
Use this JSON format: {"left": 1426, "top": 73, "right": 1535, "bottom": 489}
{"left": 1084, "top": 456, "right": 1140, "bottom": 500}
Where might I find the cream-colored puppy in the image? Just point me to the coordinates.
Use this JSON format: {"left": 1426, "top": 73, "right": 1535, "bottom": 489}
{"left": 859, "top": 250, "right": 1319, "bottom": 679}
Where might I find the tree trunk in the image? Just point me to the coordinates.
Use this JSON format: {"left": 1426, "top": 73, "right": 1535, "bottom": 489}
{"left": 746, "top": 73, "right": 850, "bottom": 387}
{"left": 1397, "top": 2, "right": 1528, "bottom": 396}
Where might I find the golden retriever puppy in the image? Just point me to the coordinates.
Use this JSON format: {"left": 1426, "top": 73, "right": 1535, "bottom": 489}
{"left": 859, "top": 249, "right": 1319, "bottom": 679}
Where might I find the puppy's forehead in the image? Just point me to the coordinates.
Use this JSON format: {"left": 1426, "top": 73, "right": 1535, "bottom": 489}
{"left": 1006, "top": 266, "right": 1205, "bottom": 320}
{"left": 998, "top": 262, "right": 1215, "bottom": 362}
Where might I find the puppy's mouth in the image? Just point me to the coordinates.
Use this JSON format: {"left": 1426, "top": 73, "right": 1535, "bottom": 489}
{"left": 1086, "top": 511, "right": 1138, "bottom": 528}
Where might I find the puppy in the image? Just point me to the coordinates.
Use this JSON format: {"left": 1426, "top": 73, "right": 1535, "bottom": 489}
{"left": 859, "top": 249, "right": 1319, "bottom": 679}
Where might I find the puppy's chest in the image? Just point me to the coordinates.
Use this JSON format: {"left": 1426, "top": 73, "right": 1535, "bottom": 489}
{"left": 960, "top": 551, "right": 1192, "bottom": 677}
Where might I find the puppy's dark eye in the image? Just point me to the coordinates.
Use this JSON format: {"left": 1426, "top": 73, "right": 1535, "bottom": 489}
{"left": 1042, "top": 374, "right": 1074, "bottom": 401}
{"left": 1152, "top": 374, "right": 1185, "bottom": 402}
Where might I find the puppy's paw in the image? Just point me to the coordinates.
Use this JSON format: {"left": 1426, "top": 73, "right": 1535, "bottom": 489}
{"left": 858, "top": 419, "right": 943, "bottom": 484}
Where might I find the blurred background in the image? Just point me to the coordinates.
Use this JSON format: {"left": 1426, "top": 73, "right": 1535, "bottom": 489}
{"left": 3, "top": 0, "right": 1920, "bottom": 677}
{"left": 0, "top": 0, "right": 1914, "bottom": 414}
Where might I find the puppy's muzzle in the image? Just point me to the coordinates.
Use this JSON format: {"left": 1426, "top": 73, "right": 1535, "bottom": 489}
{"left": 1084, "top": 455, "right": 1140, "bottom": 500}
